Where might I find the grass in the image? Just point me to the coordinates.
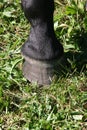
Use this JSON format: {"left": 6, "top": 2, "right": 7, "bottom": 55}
{"left": 0, "top": 0, "right": 87, "bottom": 129}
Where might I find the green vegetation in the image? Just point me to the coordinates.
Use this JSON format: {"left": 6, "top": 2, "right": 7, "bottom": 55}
{"left": 0, "top": 0, "right": 87, "bottom": 129}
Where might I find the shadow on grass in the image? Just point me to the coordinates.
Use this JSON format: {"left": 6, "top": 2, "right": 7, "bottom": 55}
{"left": 64, "top": 30, "right": 87, "bottom": 74}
